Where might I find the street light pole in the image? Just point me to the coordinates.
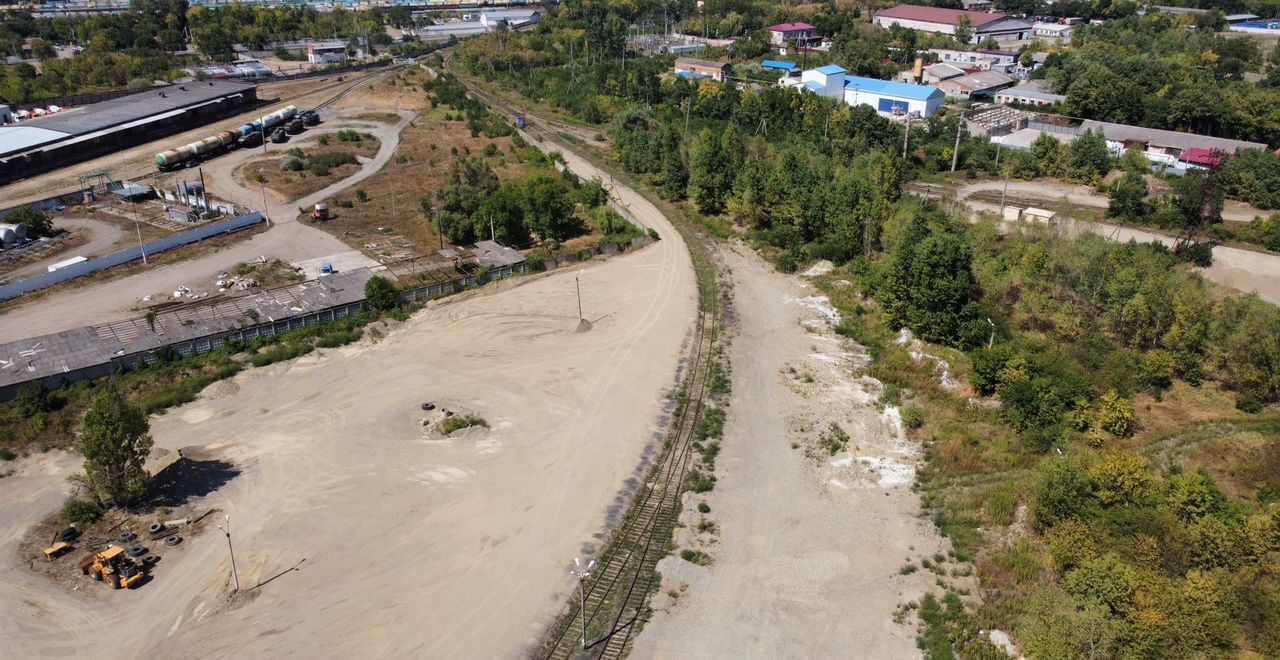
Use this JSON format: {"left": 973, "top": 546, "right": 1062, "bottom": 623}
{"left": 130, "top": 197, "right": 147, "bottom": 265}
{"left": 260, "top": 182, "right": 271, "bottom": 226}
{"left": 217, "top": 515, "right": 240, "bottom": 592}
{"left": 569, "top": 557, "right": 594, "bottom": 650}
{"left": 574, "top": 273, "right": 584, "bottom": 321}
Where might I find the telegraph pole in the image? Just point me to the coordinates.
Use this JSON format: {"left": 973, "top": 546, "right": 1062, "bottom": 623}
{"left": 950, "top": 118, "right": 963, "bottom": 173}
{"left": 902, "top": 113, "right": 911, "bottom": 159}
{"left": 569, "top": 558, "right": 594, "bottom": 649}
{"left": 217, "top": 515, "right": 240, "bottom": 592}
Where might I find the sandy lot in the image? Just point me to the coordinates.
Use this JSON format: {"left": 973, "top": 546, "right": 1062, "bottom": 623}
{"left": 0, "top": 128, "right": 696, "bottom": 659}
{"left": 632, "top": 245, "right": 957, "bottom": 659}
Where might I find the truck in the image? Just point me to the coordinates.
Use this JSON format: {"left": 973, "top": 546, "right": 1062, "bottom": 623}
{"left": 515, "top": 113, "right": 526, "bottom": 129}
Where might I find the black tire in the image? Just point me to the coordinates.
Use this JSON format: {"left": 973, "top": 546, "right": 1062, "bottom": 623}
{"left": 149, "top": 523, "right": 165, "bottom": 534}
{"left": 164, "top": 536, "right": 182, "bottom": 547}
{"left": 119, "top": 532, "right": 137, "bottom": 543}
{"left": 141, "top": 555, "right": 159, "bottom": 565}
{"left": 128, "top": 546, "right": 147, "bottom": 557}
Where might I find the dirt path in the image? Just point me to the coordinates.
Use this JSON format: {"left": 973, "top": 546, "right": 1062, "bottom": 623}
{"left": 0, "top": 217, "right": 123, "bottom": 280}
{"left": 0, "top": 125, "right": 697, "bottom": 659}
{"left": 633, "top": 245, "right": 956, "bottom": 659}
{"left": 950, "top": 179, "right": 1280, "bottom": 305}
{"left": 0, "top": 113, "right": 408, "bottom": 340}
{"left": 954, "top": 178, "right": 1269, "bottom": 224}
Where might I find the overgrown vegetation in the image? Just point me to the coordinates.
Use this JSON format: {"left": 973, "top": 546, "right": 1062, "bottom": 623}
{"left": 440, "top": 414, "right": 489, "bottom": 436}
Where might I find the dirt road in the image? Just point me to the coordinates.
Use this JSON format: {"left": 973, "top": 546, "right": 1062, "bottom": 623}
{"left": 954, "top": 178, "right": 1268, "bottom": 224}
{"left": 0, "top": 127, "right": 697, "bottom": 659}
{"left": 952, "top": 179, "right": 1280, "bottom": 305}
{"left": 633, "top": 245, "right": 956, "bottom": 659}
{"left": 0, "top": 112, "right": 405, "bottom": 340}
{"left": 0, "top": 217, "right": 123, "bottom": 280}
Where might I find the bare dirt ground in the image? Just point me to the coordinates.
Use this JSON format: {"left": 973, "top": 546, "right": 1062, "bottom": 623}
{"left": 0, "top": 126, "right": 697, "bottom": 659}
{"left": 633, "top": 245, "right": 961, "bottom": 659}
{"left": 949, "top": 179, "right": 1280, "bottom": 305}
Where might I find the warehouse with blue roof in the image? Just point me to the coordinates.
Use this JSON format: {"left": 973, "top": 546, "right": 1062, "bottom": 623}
{"left": 780, "top": 63, "right": 945, "bottom": 117}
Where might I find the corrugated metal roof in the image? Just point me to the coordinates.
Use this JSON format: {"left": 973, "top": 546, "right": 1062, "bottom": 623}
{"left": 844, "top": 76, "right": 943, "bottom": 101}
{"left": 1079, "top": 120, "right": 1266, "bottom": 153}
{"left": 815, "top": 64, "right": 848, "bottom": 75}
{"left": 16, "top": 80, "right": 254, "bottom": 138}
{"left": 0, "top": 125, "right": 72, "bottom": 155}
{"left": 875, "top": 4, "right": 1009, "bottom": 27}
{"left": 944, "top": 70, "right": 1015, "bottom": 91}
{"left": 768, "top": 22, "right": 816, "bottom": 32}
{"left": 803, "top": 80, "right": 825, "bottom": 92}
{"left": 761, "top": 60, "right": 798, "bottom": 71}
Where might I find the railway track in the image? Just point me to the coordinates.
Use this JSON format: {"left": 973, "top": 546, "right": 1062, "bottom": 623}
{"left": 442, "top": 53, "right": 722, "bottom": 659}
{"left": 541, "top": 310, "right": 715, "bottom": 660}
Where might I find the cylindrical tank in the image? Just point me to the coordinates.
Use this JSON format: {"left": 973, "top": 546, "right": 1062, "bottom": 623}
{"left": 313, "top": 203, "right": 329, "bottom": 221}
{"left": 217, "top": 129, "right": 240, "bottom": 145}
{"left": 155, "top": 148, "right": 187, "bottom": 169}
{"left": 913, "top": 57, "right": 924, "bottom": 82}
{"left": 0, "top": 224, "right": 17, "bottom": 247}
{"left": 238, "top": 123, "right": 256, "bottom": 138}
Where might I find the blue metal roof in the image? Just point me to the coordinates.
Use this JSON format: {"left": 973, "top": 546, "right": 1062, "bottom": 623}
{"left": 803, "top": 80, "right": 825, "bottom": 92}
{"left": 815, "top": 64, "right": 848, "bottom": 75}
{"left": 843, "top": 76, "right": 943, "bottom": 101}
{"left": 676, "top": 71, "right": 710, "bottom": 80}
{"left": 761, "top": 60, "right": 798, "bottom": 71}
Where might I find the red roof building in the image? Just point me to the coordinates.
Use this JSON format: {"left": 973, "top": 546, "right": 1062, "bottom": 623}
{"left": 1178, "top": 147, "right": 1225, "bottom": 169}
{"left": 873, "top": 5, "right": 1033, "bottom": 43}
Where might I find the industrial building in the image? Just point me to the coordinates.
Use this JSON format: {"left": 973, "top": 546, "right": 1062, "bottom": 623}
{"left": 674, "top": 58, "right": 732, "bottom": 82}
{"left": 0, "top": 80, "right": 257, "bottom": 186}
{"left": 936, "top": 70, "right": 1015, "bottom": 98}
{"left": 781, "top": 64, "right": 945, "bottom": 117}
{"left": 964, "top": 105, "right": 1267, "bottom": 173}
{"left": 307, "top": 40, "right": 349, "bottom": 64}
{"left": 874, "top": 5, "right": 1033, "bottom": 44}
{"left": 993, "top": 80, "right": 1065, "bottom": 106}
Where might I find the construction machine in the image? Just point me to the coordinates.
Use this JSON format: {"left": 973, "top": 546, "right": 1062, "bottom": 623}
{"left": 81, "top": 546, "right": 144, "bottom": 589}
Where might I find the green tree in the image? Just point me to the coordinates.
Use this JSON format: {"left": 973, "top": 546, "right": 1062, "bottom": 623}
{"left": 687, "top": 128, "right": 731, "bottom": 215}
{"left": 473, "top": 182, "right": 529, "bottom": 245}
{"left": 955, "top": 14, "right": 974, "bottom": 43}
{"left": 1097, "top": 389, "right": 1136, "bottom": 437}
{"left": 6, "top": 206, "right": 53, "bottom": 238}
{"left": 1167, "top": 469, "right": 1229, "bottom": 522}
{"left": 1068, "top": 130, "right": 1111, "bottom": 182}
{"left": 1033, "top": 456, "right": 1093, "bottom": 529}
{"left": 881, "top": 216, "right": 983, "bottom": 346}
{"left": 1108, "top": 170, "right": 1148, "bottom": 222}
{"left": 364, "top": 275, "right": 397, "bottom": 311}
{"left": 1064, "top": 553, "right": 1137, "bottom": 615}
{"left": 660, "top": 142, "right": 688, "bottom": 201}
{"left": 520, "top": 175, "right": 577, "bottom": 241}
{"left": 77, "top": 386, "right": 153, "bottom": 507}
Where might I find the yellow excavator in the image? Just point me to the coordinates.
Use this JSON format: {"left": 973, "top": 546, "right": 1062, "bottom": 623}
{"left": 81, "top": 546, "right": 144, "bottom": 589}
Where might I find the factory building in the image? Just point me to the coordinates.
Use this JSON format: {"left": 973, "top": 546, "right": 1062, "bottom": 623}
{"left": 781, "top": 64, "right": 945, "bottom": 117}
{"left": 874, "top": 5, "right": 1033, "bottom": 44}
{"left": 0, "top": 80, "right": 256, "bottom": 186}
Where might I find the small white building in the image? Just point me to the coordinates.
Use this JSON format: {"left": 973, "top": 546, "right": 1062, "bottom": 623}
{"left": 479, "top": 9, "right": 541, "bottom": 29}
{"left": 1032, "top": 22, "right": 1074, "bottom": 41}
{"left": 307, "top": 40, "right": 348, "bottom": 65}
{"left": 783, "top": 64, "right": 945, "bottom": 117}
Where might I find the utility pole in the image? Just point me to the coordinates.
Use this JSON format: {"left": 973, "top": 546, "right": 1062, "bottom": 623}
{"left": 489, "top": 213, "right": 495, "bottom": 242}
{"left": 570, "top": 558, "right": 594, "bottom": 649}
{"left": 574, "top": 273, "right": 584, "bottom": 321}
{"left": 217, "top": 515, "right": 240, "bottom": 592}
{"left": 130, "top": 196, "right": 147, "bottom": 264}
{"left": 999, "top": 166, "right": 1011, "bottom": 219}
{"left": 260, "top": 182, "right": 270, "bottom": 225}
{"left": 950, "top": 118, "right": 963, "bottom": 173}
{"left": 902, "top": 113, "right": 911, "bottom": 159}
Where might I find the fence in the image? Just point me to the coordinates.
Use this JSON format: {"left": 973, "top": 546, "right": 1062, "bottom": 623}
{"left": 0, "top": 213, "right": 264, "bottom": 302}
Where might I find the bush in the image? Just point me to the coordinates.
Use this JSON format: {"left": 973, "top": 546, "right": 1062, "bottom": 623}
{"left": 1033, "top": 456, "right": 1094, "bottom": 530}
{"left": 686, "top": 469, "right": 716, "bottom": 493}
{"left": 364, "top": 275, "right": 398, "bottom": 311}
{"left": 697, "top": 501, "right": 711, "bottom": 513}
{"left": 62, "top": 498, "right": 103, "bottom": 524}
{"left": 355, "top": 189, "right": 370, "bottom": 203}
{"left": 680, "top": 549, "right": 712, "bottom": 565}
{"left": 901, "top": 405, "right": 925, "bottom": 430}
{"left": 440, "top": 414, "right": 488, "bottom": 435}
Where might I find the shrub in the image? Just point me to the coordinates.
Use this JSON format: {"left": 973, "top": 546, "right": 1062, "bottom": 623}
{"left": 901, "top": 405, "right": 925, "bottom": 430}
{"left": 697, "top": 501, "right": 710, "bottom": 513}
{"left": 62, "top": 498, "right": 102, "bottom": 524}
{"left": 281, "top": 155, "right": 306, "bottom": 172}
{"left": 819, "top": 422, "right": 850, "bottom": 454}
{"left": 440, "top": 414, "right": 489, "bottom": 435}
{"left": 686, "top": 469, "right": 716, "bottom": 493}
{"left": 355, "top": 189, "right": 370, "bottom": 203}
{"left": 1033, "top": 456, "right": 1094, "bottom": 530}
{"left": 1097, "top": 390, "right": 1136, "bottom": 438}
{"left": 680, "top": 549, "right": 712, "bottom": 565}
{"left": 364, "top": 275, "right": 398, "bottom": 311}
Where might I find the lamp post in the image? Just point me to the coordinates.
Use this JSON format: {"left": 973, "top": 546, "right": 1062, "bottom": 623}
{"left": 217, "top": 515, "right": 240, "bottom": 592}
{"left": 129, "top": 196, "right": 148, "bottom": 265}
{"left": 570, "top": 557, "right": 595, "bottom": 649}
{"left": 574, "top": 270, "right": 584, "bottom": 321}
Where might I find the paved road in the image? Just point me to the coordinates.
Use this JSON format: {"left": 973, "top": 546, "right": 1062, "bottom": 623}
{"left": 950, "top": 179, "right": 1280, "bottom": 305}
{"left": 0, "top": 113, "right": 408, "bottom": 340}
